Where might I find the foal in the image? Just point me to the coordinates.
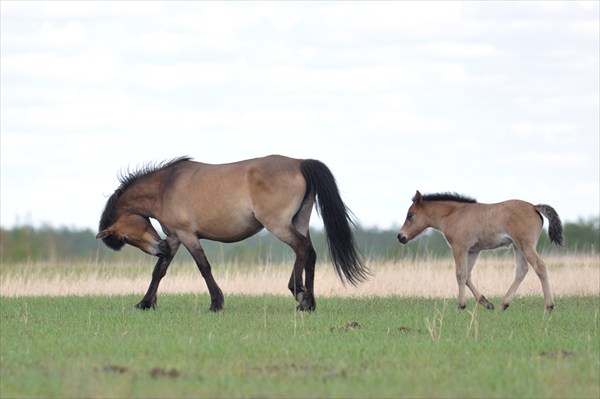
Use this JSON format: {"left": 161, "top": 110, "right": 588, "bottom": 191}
{"left": 397, "top": 191, "right": 564, "bottom": 311}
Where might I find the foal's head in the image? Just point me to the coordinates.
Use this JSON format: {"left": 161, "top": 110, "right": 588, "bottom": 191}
{"left": 397, "top": 190, "right": 477, "bottom": 244}
{"left": 397, "top": 190, "right": 427, "bottom": 244}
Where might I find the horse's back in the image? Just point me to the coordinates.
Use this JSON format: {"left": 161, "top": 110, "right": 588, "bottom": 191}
{"left": 173, "top": 155, "right": 302, "bottom": 192}
{"left": 160, "top": 155, "right": 306, "bottom": 241}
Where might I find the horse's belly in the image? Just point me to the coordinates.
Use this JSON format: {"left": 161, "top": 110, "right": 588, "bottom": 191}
{"left": 199, "top": 223, "right": 264, "bottom": 243}
{"left": 194, "top": 210, "right": 264, "bottom": 243}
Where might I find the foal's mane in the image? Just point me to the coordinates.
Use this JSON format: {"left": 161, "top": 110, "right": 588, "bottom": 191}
{"left": 99, "top": 156, "right": 192, "bottom": 234}
{"left": 418, "top": 192, "right": 477, "bottom": 203}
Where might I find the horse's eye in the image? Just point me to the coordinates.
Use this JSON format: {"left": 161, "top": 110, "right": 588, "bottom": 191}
{"left": 407, "top": 211, "right": 414, "bottom": 221}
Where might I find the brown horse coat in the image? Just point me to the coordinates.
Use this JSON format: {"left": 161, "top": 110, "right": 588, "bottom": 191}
{"left": 98, "top": 155, "right": 368, "bottom": 311}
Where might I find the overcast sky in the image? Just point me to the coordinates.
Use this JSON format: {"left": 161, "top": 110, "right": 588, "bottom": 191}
{"left": 1, "top": 1, "right": 598, "bottom": 232}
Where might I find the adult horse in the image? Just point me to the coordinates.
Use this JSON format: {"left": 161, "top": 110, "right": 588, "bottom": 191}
{"left": 397, "top": 191, "right": 564, "bottom": 312}
{"left": 97, "top": 155, "right": 369, "bottom": 311}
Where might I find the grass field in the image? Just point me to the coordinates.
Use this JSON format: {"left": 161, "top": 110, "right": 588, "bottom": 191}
{"left": 1, "top": 295, "right": 598, "bottom": 398}
{"left": 1, "top": 255, "right": 599, "bottom": 398}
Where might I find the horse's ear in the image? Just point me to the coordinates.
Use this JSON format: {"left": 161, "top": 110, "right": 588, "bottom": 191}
{"left": 414, "top": 190, "right": 423, "bottom": 207}
{"left": 96, "top": 230, "right": 113, "bottom": 240}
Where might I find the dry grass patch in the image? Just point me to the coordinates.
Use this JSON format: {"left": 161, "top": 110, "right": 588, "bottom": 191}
{"left": 1, "top": 253, "right": 598, "bottom": 298}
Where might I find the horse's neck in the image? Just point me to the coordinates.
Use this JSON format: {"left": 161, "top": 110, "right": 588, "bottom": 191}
{"left": 121, "top": 177, "right": 163, "bottom": 217}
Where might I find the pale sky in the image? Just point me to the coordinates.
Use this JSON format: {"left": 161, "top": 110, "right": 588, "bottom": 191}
{"left": 1, "top": 1, "right": 599, "bottom": 232}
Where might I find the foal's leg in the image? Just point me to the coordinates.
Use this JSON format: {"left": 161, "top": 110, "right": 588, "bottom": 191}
{"left": 500, "top": 249, "right": 529, "bottom": 310}
{"left": 465, "top": 251, "right": 494, "bottom": 310}
{"left": 521, "top": 246, "right": 554, "bottom": 311}
{"left": 137, "top": 240, "right": 181, "bottom": 310}
{"left": 179, "top": 234, "right": 224, "bottom": 312}
{"left": 452, "top": 248, "right": 469, "bottom": 310}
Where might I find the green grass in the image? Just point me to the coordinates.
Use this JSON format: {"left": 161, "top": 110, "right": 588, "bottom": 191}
{"left": 1, "top": 294, "right": 598, "bottom": 398}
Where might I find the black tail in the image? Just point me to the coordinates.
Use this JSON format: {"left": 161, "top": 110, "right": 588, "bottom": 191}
{"left": 535, "top": 204, "right": 565, "bottom": 246}
{"left": 300, "top": 159, "right": 370, "bottom": 285}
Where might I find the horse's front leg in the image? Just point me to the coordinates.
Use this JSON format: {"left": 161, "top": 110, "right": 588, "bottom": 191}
{"left": 136, "top": 240, "right": 180, "bottom": 310}
{"left": 179, "top": 235, "right": 224, "bottom": 312}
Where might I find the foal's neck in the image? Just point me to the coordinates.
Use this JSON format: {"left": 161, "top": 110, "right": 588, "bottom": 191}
{"left": 425, "top": 201, "right": 464, "bottom": 232}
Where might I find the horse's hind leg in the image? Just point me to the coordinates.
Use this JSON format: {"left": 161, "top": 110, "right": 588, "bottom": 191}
{"left": 286, "top": 230, "right": 317, "bottom": 311}
{"left": 301, "top": 231, "right": 317, "bottom": 300}
{"left": 500, "top": 249, "right": 529, "bottom": 310}
{"left": 267, "top": 224, "right": 316, "bottom": 311}
{"left": 179, "top": 234, "right": 224, "bottom": 312}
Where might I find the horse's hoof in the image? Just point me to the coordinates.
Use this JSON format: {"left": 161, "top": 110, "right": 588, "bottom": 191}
{"left": 295, "top": 291, "right": 316, "bottom": 311}
{"left": 486, "top": 303, "right": 495, "bottom": 310}
{"left": 297, "top": 299, "right": 316, "bottom": 311}
{"left": 135, "top": 300, "right": 156, "bottom": 310}
{"left": 209, "top": 301, "right": 224, "bottom": 312}
{"left": 296, "top": 296, "right": 316, "bottom": 312}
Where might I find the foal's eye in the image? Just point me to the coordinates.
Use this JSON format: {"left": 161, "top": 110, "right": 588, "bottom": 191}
{"left": 406, "top": 212, "right": 414, "bottom": 221}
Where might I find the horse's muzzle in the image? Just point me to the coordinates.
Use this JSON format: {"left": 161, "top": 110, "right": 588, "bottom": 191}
{"left": 397, "top": 234, "right": 408, "bottom": 244}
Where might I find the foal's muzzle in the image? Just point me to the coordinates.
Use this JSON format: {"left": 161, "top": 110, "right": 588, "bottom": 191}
{"left": 397, "top": 234, "right": 408, "bottom": 244}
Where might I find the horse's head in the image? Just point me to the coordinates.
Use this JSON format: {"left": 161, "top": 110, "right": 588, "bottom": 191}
{"left": 397, "top": 190, "right": 427, "bottom": 244}
{"left": 96, "top": 214, "right": 170, "bottom": 257}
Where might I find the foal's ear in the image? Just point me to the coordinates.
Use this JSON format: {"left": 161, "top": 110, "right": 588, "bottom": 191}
{"left": 96, "top": 230, "right": 113, "bottom": 240}
{"left": 414, "top": 190, "right": 423, "bottom": 206}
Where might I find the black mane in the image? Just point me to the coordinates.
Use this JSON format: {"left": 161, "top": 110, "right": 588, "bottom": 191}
{"left": 116, "top": 156, "right": 192, "bottom": 193}
{"left": 98, "top": 156, "right": 191, "bottom": 249}
{"left": 417, "top": 192, "right": 477, "bottom": 203}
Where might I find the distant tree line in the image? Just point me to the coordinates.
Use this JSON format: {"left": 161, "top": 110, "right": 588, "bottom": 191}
{"left": 0, "top": 217, "right": 598, "bottom": 264}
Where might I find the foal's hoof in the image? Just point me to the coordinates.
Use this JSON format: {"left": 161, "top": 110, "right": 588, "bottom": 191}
{"left": 545, "top": 304, "right": 555, "bottom": 313}
{"left": 478, "top": 296, "right": 495, "bottom": 310}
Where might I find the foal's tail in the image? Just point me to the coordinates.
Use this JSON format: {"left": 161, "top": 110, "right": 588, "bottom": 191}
{"left": 300, "top": 160, "right": 370, "bottom": 285}
{"left": 535, "top": 204, "right": 565, "bottom": 246}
